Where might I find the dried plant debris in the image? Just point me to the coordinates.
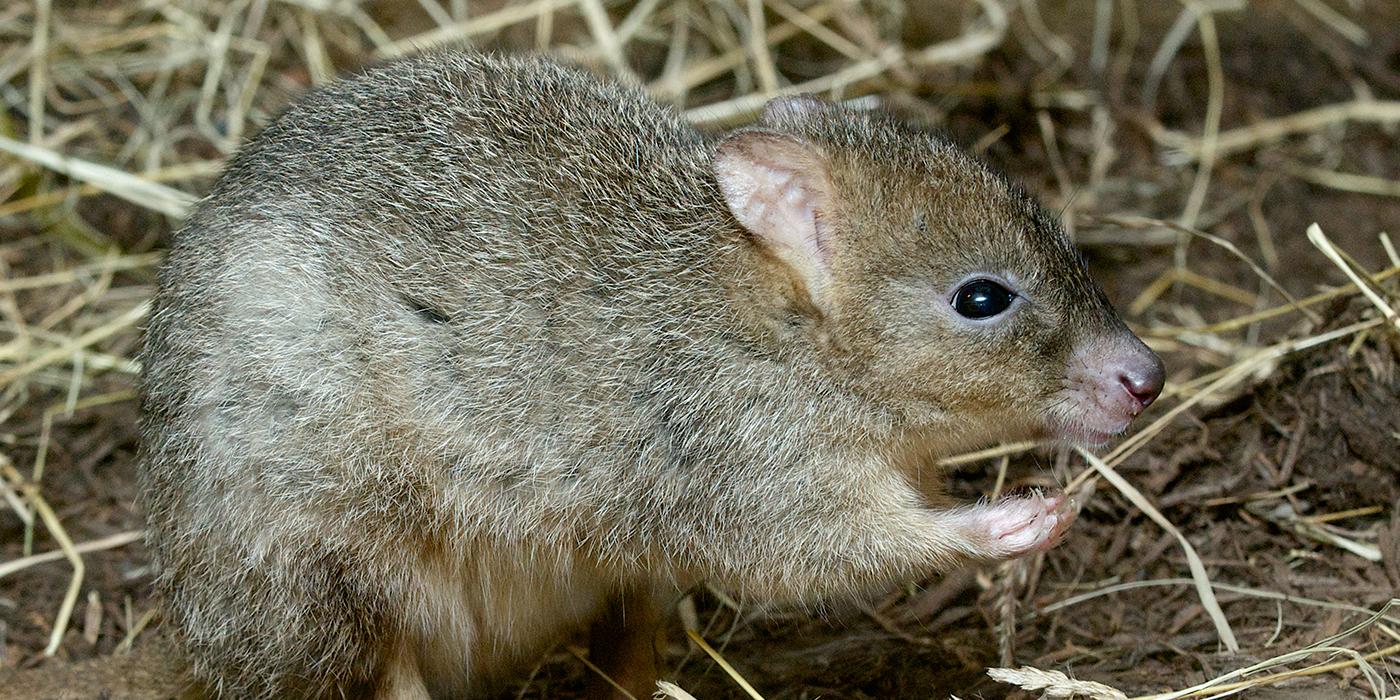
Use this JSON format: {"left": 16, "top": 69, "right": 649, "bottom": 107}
{"left": 986, "top": 666, "right": 1127, "bottom": 700}
{"left": 2, "top": 0, "right": 1399, "bottom": 697}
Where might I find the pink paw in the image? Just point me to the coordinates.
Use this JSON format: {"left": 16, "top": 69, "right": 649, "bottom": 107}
{"left": 951, "top": 491, "right": 1077, "bottom": 560}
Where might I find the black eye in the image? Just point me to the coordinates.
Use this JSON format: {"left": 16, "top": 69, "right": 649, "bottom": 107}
{"left": 952, "top": 279, "right": 1016, "bottom": 319}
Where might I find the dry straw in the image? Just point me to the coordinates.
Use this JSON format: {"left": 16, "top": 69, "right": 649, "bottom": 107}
{"left": 986, "top": 666, "right": 1127, "bottom": 700}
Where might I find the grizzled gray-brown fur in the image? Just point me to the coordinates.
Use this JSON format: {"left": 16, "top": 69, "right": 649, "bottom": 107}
{"left": 139, "top": 52, "right": 1162, "bottom": 698}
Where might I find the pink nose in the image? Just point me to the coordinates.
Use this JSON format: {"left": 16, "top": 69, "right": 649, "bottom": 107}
{"left": 1117, "top": 354, "right": 1164, "bottom": 412}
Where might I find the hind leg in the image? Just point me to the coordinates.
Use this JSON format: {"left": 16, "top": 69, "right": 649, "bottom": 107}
{"left": 376, "top": 641, "right": 431, "bottom": 700}
{"left": 585, "top": 587, "right": 661, "bottom": 700}
{"left": 159, "top": 529, "right": 388, "bottom": 698}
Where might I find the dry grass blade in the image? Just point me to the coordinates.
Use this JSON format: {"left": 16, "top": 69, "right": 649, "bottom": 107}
{"left": 0, "top": 161, "right": 223, "bottom": 219}
{"left": 685, "top": 629, "right": 766, "bottom": 700}
{"left": 909, "top": 0, "right": 1008, "bottom": 66}
{"left": 0, "top": 253, "right": 162, "bottom": 293}
{"left": 1132, "top": 601, "right": 1400, "bottom": 699}
{"left": 568, "top": 647, "right": 639, "bottom": 700}
{"left": 764, "top": 0, "right": 866, "bottom": 61}
{"left": 986, "top": 666, "right": 1127, "bottom": 699}
{"left": 1038, "top": 579, "right": 1400, "bottom": 627}
{"left": 647, "top": 2, "right": 837, "bottom": 100}
{"left": 579, "top": 0, "right": 636, "bottom": 81}
{"left": 1152, "top": 99, "right": 1400, "bottom": 161}
{"left": 375, "top": 0, "right": 579, "bottom": 58}
{"left": 0, "top": 529, "right": 143, "bottom": 579}
{"left": 1293, "top": 0, "right": 1368, "bottom": 45}
{"left": 1097, "top": 215, "right": 1318, "bottom": 324}
{"left": 1177, "top": 4, "right": 1223, "bottom": 230}
{"left": 1030, "top": 591, "right": 1400, "bottom": 696}
{"left": 1077, "top": 448, "right": 1239, "bottom": 652}
{"left": 1287, "top": 164, "right": 1400, "bottom": 198}
{"left": 1248, "top": 500, "right": 1384, "bottom": 562}
{"left": 1307, "top": 223, "right": 1400, "bottom": 332}
{"left": 0, "top": 136, "right": 194, "bottom": 218}
{"left": 115, "top": 607, "right": 157, "bottom": 655}
{"left": 745, "top": 0, "right": 779, "bottom": 95}
{"left": 1, "top": 459, "right": 83, "bottom": 656}
{"left": 1137, "top": 644, "right": 1400, "bottom": 699}
{"left": 1380, "top": 233, "right": 1399, "bottom": 267}
{"left": 1149, "top": 266, "right": 1400, "bottom": 336}
{"left": 655, "top": 681, "right": 700, "bottom": 700}
{"left": 936, "top": 440, "right": 1042, "bottom": 468}
{"left": 0, "top": 300, "right": 150, "bottom": 388}
{"left": 683, "top": 46, "right": 901, "bottom": 126}
{"left": 684, "top": 0, "right": 1008, "bottom": 125}
{"left": 27, "top": 0, "right": 51, "bottom": 144}
{"left": 0, "top": 476, "right": 32, "bottom": 527}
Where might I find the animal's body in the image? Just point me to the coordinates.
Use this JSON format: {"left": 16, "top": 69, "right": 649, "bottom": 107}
{"left": 138, "top": 52, "right": 1163, "bottom": 698}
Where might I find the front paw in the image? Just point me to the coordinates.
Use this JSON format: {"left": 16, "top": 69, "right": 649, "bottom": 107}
{"left": 948, "top": 491, "right": 1077, "bottom": 560}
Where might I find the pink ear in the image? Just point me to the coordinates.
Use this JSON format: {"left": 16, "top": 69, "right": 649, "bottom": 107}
{"left": 713, "top": 130, "right": 834, "bottom": 304}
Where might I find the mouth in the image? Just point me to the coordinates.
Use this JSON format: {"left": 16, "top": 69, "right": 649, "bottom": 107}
{"left": 1050, "top": 331, "right": 1165, "bottom": 449}
{"left": 1046, "top": 418, "right": 1130, "bottom": 448}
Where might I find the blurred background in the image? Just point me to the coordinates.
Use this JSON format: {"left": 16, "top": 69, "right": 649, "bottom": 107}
{"left": 0, "top": 1, "right": 1397, "bottom": 697}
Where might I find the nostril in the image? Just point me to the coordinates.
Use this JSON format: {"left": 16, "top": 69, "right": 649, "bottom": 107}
{"left": 1118, "top": 362, "right": 1164, "bottom": 410}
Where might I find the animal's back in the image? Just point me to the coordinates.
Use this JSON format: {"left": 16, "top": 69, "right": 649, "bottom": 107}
{"left": 139, "top": 53, "right": 756, "bottom": 698}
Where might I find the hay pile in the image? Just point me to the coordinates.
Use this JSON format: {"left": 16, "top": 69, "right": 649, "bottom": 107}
{"left": 1, "top": 1, "right": 1397, "bottom": 697}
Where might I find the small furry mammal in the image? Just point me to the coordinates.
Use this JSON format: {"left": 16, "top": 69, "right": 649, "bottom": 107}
{"left": 138, "top": 52, "right": 1163, "bottom": 698}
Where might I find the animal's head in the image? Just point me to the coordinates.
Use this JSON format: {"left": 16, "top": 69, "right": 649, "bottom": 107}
{"left": 715, "top": 96, "right": 1163, "bottom": 451}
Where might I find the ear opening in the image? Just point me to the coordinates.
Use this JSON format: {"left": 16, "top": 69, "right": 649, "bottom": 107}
{"left": 712, "top": 129, "right": 835, "bottom": 312}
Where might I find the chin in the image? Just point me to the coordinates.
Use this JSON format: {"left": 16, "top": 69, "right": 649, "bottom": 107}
{"left": 1044, "top": 420, "right": 1130, "bottom": 449}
